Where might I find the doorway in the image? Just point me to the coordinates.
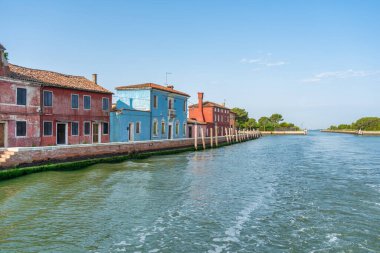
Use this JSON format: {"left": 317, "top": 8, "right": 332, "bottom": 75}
{"left": 0, "top": 123, "right": 5, "bottom": 147}
{"left": 188, "top": 126, "right": 192, "bottom": 138}
{"left": 93, "top": 123, "right": 100, "bottom": 143}
{"left": 56, "top": 123, "right": 67, "bottom": 145}
{"left": 168, "top": 124, "right": 172, "bottom": 139}
{"left": 128, "top": 123, "right": 134, "bottom": 141}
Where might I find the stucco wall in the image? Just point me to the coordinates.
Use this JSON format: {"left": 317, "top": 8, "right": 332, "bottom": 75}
{"left": 110, "top": 107, "right": 151, "bottom": 142}
{"left": 0, "top": 79, "right": 41, "bottom": 147}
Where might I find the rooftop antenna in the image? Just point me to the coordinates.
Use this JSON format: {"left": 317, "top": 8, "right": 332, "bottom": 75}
{"left": 165, "top": 72, "right": 172, "bottom": 86}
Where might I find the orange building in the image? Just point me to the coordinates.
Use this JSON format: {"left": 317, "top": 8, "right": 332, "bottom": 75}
{"left": 188, "top": 92, "right": 231, "bottom": 137}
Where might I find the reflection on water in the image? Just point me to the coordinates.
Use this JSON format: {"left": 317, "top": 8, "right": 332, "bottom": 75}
{"left": 0, "top": 131, "right": 379, "bottom": 252}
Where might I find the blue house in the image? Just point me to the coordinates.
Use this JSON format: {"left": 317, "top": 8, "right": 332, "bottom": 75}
{"left": 110, "top": 83, "right": 190, "bottom": 142}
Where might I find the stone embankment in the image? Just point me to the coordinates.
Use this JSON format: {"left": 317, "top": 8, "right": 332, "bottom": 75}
{"left": 261, "top": 130, "right": 307, "bottom": 135}
{"left": 0, "top": 131, "right": 261, "bottom": 170}
{"left": 321, "top": 130, "right": 380, "bottom": 136}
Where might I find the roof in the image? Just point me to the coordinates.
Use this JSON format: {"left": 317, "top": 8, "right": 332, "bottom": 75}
{"left": 8, "top": 64, "right": 112, "bottom": 94}
{"left": 189, "top": 101, "right": 230, "bottom": 109}
{"left": 187, "top": 119, "right": 207, "bottom": 125}
{"left": 115, "top": 83, "right": 190, "bottom": 97}
{"left": 0, "top": 43, "right": 5, "bottom": 50}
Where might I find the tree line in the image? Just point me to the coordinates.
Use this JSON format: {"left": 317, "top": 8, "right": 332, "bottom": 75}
{"left": 231, "top": 108, "right": 300, "bottom": 131}
{"left": 328, "top": 117, "right": 380, "bottom": 131}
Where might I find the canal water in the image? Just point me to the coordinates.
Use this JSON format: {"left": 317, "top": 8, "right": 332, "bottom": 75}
{"left": 0, "top": 131, "right": 379, "bottom": 252}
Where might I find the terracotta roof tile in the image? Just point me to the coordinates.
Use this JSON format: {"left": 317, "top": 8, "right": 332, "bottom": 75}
{"left": 8, "top": 64, "right": 112, "bottom": 94}
{"left": 189, "top": 101, "right": 230, "bottom": 109}
{"left": 116, "top": 83, "right": 190, "bottom": 97}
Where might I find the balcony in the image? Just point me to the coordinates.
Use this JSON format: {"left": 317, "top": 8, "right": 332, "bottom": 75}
{"left": 168, "top": 109, "right": 176, "bottom": 118}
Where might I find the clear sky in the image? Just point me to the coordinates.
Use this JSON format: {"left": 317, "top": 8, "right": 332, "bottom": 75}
{"left": 2, "top": 0, "right": 380, "bottom": 129}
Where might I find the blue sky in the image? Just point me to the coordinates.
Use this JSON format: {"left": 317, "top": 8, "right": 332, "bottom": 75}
{"left": 2, "top": 0, "right": 380, "bottom": 129}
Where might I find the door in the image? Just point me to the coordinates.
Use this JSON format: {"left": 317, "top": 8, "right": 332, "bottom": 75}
{"left": 57, "top": 124, "right": 66, "bottom": 145}
{"left": 0, "top": 123, "right": 5, "bottom": 147}
{"left": 168, "top": 125, "right": 172, "bottom": 139}
{"left": 188, "top": 126, "right": 192, "bottom": 138}
{"left": 128, "top": 123, "right": 134, "bottom": 141}
{"left": 93, "top": 123, "right": 99, "bottom": 143}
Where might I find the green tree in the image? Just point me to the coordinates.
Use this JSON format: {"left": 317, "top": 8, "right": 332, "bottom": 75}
{"left": 244, "top": 118, "right": 257, "bottom": 129}
{"left": 231, "top": 107, "right": 249, "bottom": 129}
{"left": 258, "top": 117, "right": 271, "bottom": 131}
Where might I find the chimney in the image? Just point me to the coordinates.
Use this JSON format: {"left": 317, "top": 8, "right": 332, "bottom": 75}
{"left": 198, "top": 92, "right": 205, "bottom": 122}
{"left": 92, "top": 74, "right": 98, "bottom": 84}
{"left": 0, "top": 43, "right": 10, "bottom": 76}
{"left": 167, "top": 85, "right": 174, "bottom": 90}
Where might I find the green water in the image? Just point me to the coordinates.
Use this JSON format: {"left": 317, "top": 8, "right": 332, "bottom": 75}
{"left": 0, "top": 131, "right": 379, "bottom": 252}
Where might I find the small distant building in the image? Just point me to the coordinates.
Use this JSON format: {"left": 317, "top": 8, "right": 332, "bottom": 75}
{"left": 186, "top": 119, "right": 207, "bottom": 139}
{"left": 0, "top": 43, "right": 113, "bottom": 147}
{"left": 188, "top": 92, "right": 231, "bottom": 137}
{"left": 111, "top": 83, "right": 190, "bottom": 142}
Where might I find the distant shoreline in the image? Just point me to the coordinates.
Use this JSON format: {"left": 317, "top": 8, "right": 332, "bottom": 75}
{"left": 261, "top": 131, "right": 307, "bottom": 135}
{"left": 321, "top": 130, "right": 380, "bottom": 136}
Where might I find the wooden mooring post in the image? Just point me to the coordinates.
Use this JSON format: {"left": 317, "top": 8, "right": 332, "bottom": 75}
{"left": 215, "top": 126, "right": 219, "bottom": 146}
{"left": 210, "top": 128, "right": 214, "bottom": 148}
{"left": 200, "top": 128, "right": 206, "bottom": 150}
{"left": 194, "top": 125, "right": 198, "bottom": 150}
{"left": 225, "top": 128, "right": 229, "bottom": 143}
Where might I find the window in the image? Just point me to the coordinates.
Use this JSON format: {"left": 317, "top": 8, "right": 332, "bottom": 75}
{"left": 183, "top": 123, "right": 186, "bottom": 136}
{"left": 103, "top": 122, "right": 109, "bottom": 134}
{"left": 84, "top": 96, "right": 91, "bottom": 110}
{"left": 84, "top": 122, "right": 91, "bottom": 135}
{"left": 72, "top": 122, "right": 79, "bottom": 136}
{"left": 16, "top": 88, "right": 27, "bottom": 105}
{"left": 16, "top": 121, "right": 26, "bottom": 137}
{"left": 153, "top": 121, "right": 158, "bottom": 135}
{"left": 43, "top": 122, "right": 53, "bottom": 136}
{"left": 102, "top": 98, "right": 109, "bottom": 111}
{"left": 161, "top": 121, "right": 165, "bottom": 134}
{"left": 71, "top": 94, "right": 79, "bottom": 109}
{"left": 168, "top": 98, "right": 173, "bottom": 109}
{"left": 175, "top": 122, "right": 179, "bottom": 135}
{"left": 183, "top": 100, "right": 187, "bottom": 111}
{"left": 153, "top": 95, "right": 158, "bottom": 108}
{"left": 136, "top": 122, "right": 141, "bottom": 134}
{"left": 43, "top": 91, "right": 53, "bottom": 106}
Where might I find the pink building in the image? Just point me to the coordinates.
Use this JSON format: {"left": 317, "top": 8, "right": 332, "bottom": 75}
{"left": 0, "top": 43, "right": 112, "bottom": 148}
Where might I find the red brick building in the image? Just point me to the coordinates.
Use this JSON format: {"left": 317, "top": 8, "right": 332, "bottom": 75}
{"left": 0, "top": 44, "right": 113, "bottom": 147}
{"left": 188, "top": 92, "right": 231, "bottom": 137}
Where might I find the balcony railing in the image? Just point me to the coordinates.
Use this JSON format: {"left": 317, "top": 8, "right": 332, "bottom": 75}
{"left": 168, "top": 109, "right": 176, "bottom": 118}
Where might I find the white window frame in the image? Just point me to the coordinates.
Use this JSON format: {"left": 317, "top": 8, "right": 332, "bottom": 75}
{"left": 43, "top": 90, "right": 53, "bottom": 107}
{"left": 102, "top": 97, "right": 110, "bottom": 111}
{"left": 153, "top": 119, "right": 158, "bottom": 136}
{"left": 103, "top": 122, "right": 109, "bottom": 135}
{"left": 15, "top": 120, "right": 27, "bottom": 138}
{"left": 16, "top": 87, "right": 27, "bottom": 106}
{"left": 71, "top": 121, "right": 79, "bottom": 136}
{"left": 71, "top": 94, "right": 79, "bottom": 109}
{"left": 83, "top": 121, "right": 91, "bottom": 136}
{"left": 135, "top": 121, "right": 141, "bottom": 134}
{"left": 43, "top": 121, "right": 53, "bottom": 136}
{"left": 83, "top": 95, "right": 91, "bottom": 110}
{"left": 175, "top": 121, "right": 179, "bottom": 135}
{"left": 161, "top": 120, "right": 166, "bottom": 135}
{"left": 183, "top": 123, "right": 186, "bottom": 136}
